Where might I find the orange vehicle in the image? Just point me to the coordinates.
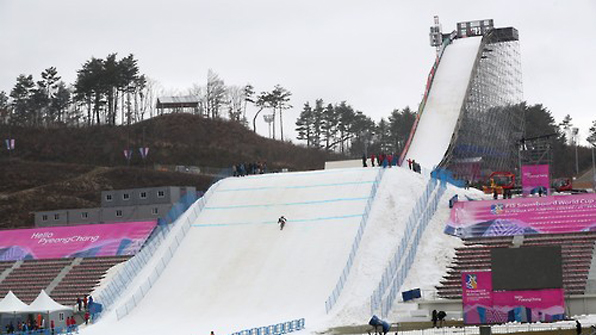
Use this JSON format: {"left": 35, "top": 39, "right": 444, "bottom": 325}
{"left": 482, "top": 171, "right": 515, "bottom": 194}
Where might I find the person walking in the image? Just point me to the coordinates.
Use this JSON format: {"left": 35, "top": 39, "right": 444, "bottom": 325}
{"left": 431, "top": 310, "right": 438, "bottom": 328}
{"left": 84, "top": 311, "right": 90, "bottom": 325}
{"left": 76, "top": 297, "right": 82, "bottom": 312}
{"left": 370, "top": 154, "right": 376, "bottom": 167}
{"left": 576, "top": 320, "right": 582, "bottom": 335}
{"left": 362, "top": 154, "right": 367, "bottom": 167}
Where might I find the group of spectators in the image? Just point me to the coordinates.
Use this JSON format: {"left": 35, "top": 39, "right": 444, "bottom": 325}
{"left": 361, "top": 153, "right": 422, "bottom": 174}
{"left": 431, "top": 310, "right": 447, "bottom": 328}
{"left": 232, "top": 161, "right": 268, "bottom": 177}
{"left": 77, "top": 295, "right": 93, "bottom": 325}
{"left": 362, "top": 153, "right": 398, "bottom": 168}
{"left": 4, "top": 315, "right": 51, "bottom": 334}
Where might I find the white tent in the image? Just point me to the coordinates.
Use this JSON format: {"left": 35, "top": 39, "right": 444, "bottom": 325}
{"left": 21, "top": 290, "right": 72, "bottom": 329}
{"left": 0, "top": 291, "right": 28, "bottom": 313}
{"left": 0, "top": 291, "right": 29, "bottom": 329}
{"left": 22, "top": 290, "right": 70, "bottom": 313}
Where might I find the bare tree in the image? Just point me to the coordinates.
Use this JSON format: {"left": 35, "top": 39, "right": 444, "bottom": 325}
{"left": 205, "top": 69, "right": 226, "bottom": 118}
{"left": 226, "top": 85, "right": 245, "bottom": 123}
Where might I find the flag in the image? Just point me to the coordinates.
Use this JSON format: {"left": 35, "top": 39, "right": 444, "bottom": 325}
{"left": 123, "top": 149, "right": 132, "bottom": 160}
{"left": 5, "top": 139, "right": 15, "bottom": 150}
{"left": 139, "top": 147, "right": 149, "bottom": 159}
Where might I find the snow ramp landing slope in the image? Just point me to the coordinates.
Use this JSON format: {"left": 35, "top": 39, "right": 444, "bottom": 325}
{"left": 95, "top": 168, "right": 380, "bottom": 335}
{"left": 404, "top": 36, "right": 482, "bottom": 170}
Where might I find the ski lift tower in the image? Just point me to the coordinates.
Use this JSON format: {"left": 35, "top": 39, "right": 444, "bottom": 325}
{"left": 429, "top": 15, "right": 443, "bottom": 53}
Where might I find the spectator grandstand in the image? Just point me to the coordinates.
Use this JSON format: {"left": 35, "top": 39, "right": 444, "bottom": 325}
{"left": 437, "top": 233, "right": 596, "bottom": 299}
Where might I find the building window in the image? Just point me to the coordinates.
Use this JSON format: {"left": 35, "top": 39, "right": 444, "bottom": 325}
{"left": 81, "top": 212, "right": 88, "bottom": 219}
{"left": 116, "top": 210, "right": 123, "bottom": 217}
{"left": 54, "top": 214, "right": 60, "bottom": 221}
{"left": 140, "top": 191, "right": 147, "bottom": 199}
{"left": 42, "top": 215, "right": 48, "bottom": 221}
{"left": 123, "top": 193, "right": 130, "bottom": 200}
{"left": 151, "top": 207, "right": 159, "bottom": 215}
{"left": 106, "top": 194, "right": 113, "bottom": 202}
{"left": 157, "top": 190, "right": 165, "bottom": 198}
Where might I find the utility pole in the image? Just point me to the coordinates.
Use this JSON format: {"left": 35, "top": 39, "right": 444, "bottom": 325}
{"left": 589, "top": 139, "right": 596, "bottom": 192}
{"left": 572, "top": 128, "right": 579, "bottom": 176}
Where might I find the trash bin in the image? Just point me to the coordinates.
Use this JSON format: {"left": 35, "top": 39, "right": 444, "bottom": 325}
{"left": 479, "top": 325, "right": 491, "bottom": 335}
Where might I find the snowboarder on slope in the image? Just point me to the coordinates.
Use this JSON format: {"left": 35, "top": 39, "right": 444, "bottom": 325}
{"left": 278, "top": 216, "right": 287, "bottom": 230}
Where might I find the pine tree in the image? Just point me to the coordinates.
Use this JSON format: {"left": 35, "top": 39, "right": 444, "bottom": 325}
{"left": 0, "top": 91, "right": 9, "bottom": 124}
{"left": 10, "top": 74, "right": 35, "bottom": 126}
{"left": 321, "top": 103, "right": 337, "bottom": 150}
{"left": 296, "top": 102, "right": 314, "bottom": 147}
{"left": 587, "top": 120, "right": 596, "bottom": 146}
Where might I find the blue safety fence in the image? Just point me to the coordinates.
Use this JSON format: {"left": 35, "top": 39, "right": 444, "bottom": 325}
{"left": 324, "top": 168, "right": 386, "bottom": 313}
{"left": 370, "top": 171, "right": 448, "bottom": 317}
{"left": 432, "top": 167, "right": 466, "bottom": 188}
{"left": 93, "top": 181, "right": 222, "bottom": 320}
{"left": 230, "top": 318, "right": 305, "bottom": 335}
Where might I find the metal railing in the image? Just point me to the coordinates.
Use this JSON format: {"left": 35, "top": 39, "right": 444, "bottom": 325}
{"left": 325, "top": 168, "right": 386, "bottom": 313}
{"left": 93, "top": 181, "right": 222, "bottom": 320}
{"left": 370, "top": 173, "right": 448, "bottom": 317}
{"left": 230, "top": 318, "right": 306, "bottom": 335}
{"left": 382, "top": 320, "right": 582, "bottom": 335}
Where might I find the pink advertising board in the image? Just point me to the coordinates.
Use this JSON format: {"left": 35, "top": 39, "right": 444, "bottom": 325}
{"left": 522, "top": 165, "right": 550, "bottom": 197}
{"left": 462, "top": 271, "right": 493, "bottom": 324}
{"left": 463, "top": 271, "right": 566, "bottom": 324}
{"left": 0, "top": 221, "right": 157, "bottom": 260}
{"left": 445, "top": 193, "right": 596, "bottom": 238}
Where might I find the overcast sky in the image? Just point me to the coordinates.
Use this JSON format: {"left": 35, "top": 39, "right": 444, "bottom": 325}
{"left": 1, "top": 0, "right": 595, "bottom": 143}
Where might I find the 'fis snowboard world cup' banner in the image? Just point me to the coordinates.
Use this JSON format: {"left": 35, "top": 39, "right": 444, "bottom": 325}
{"left": 0, "top": 221, "right": 157, "bottom": 260}
{"left": 462, "top": 271, "right": 565, "bottom": 324}
{"left": 445, "top": 193, "right": 596, "bottom": 238}
{"left": 521, "top": 164, "right": 550, "bottom": 197}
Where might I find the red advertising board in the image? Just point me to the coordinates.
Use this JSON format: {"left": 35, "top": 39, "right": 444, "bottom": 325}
{"left": 0, "top": 221, "right": 157, "bottom": 260}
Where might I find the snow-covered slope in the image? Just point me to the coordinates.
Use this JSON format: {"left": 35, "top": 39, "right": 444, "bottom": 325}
{"left": 80, "top": 167, "right": 486, "bottom": 335}
{"left": 404, "top": 36, "right": 482, "bottom": 170}
{"left": 83, "top": 168, "right": 380, "bottom": 335}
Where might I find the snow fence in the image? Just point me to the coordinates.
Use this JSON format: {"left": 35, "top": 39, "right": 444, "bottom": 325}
{"left": 93, "top": 181, "right": 221, "bottom": 320}
{"left": 370, "top": 171, "right": 448, "bottom": 317}
{"left": 325, "top": 167, "right": 386, "bottom": 313}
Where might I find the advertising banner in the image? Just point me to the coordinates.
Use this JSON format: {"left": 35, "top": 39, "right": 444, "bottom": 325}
{"left": 462, "top": 271, "right": 493, "bottom": 324}
{"left": 445, "top": 193, "right": 596, "bottom": 238}
{"left": 522, "top": 165, "right": 550, "bottom": 197}
{"left": 463, "top": 270, "right": 566, "bottom": 324}
{"left": 0, "top": 221, "right": 157, "bottom": 260}
{"left": 492, "top": 289, "right": 565, "bottom": 323}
